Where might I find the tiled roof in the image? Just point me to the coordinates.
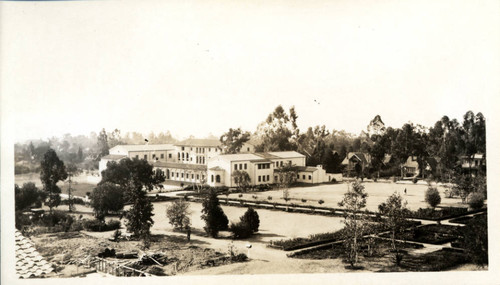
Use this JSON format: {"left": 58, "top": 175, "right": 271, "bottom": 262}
{"left": 101, "top": 154, "right": 127, "bottom": 160}
{"left": 16, "top": 230, "right": 54, "bottom": 279}
{"left": 154, "top": 162, "right": 207, "bottom": 171}
{"left": 175, "top": 139, "right": 221, "bottom": 147}
{"left": 110, "top": 144, "right": 175, "bottom": 152}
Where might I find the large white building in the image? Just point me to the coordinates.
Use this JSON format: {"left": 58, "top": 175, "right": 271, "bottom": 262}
{"left": 99, "top": 141, "right": 341, "bottom": 187}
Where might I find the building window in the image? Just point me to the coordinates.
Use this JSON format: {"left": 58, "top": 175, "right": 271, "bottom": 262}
{"left": 211, "top": 175, "right": 214, "bottom": 182}
{"left": 192, "top": 174, "right": 194, "bottom": 179}
{"left": 178, "top": 153, "right": 180, "bottom": 160}
{"left": 181, "top": 173, "right": 184, "bottom": 178}
{"left": 234, "top": 164, "right": 238, "bottom": 170}
{"left": 144, "top": 155, "right": 147, "bottom": 160}
{"left": 186, "top": 153, "right": 189, "bottom": 159}
{"left": 288, "top": 160, "right": 292, "bottom": 165}
{"left": 216, "top": 175, "right": 221, "bottom": 183}
{"left": 161, "top": 154, "right": 164, "bottom": 159}
{"left": 152, "top": 154, "right": 156, "bottom": 159}
{"left": 266, "top": 175, "right": 270, "bottom": 181}
{"left": 182, "top": 146, "right": 185, "bottom": 151}
{"left": 209, "top": 148, "right": 211, "bottom": 152}
{"left": 303, "top": 175, "right": 306, "bottom": 179}
{"left": 274, "top": 176, "right": 278, "bottom": 181}
{"left": 247, "top": 147, "right": 250, "bottom": 151}
{"left": 258, "top": 176, "right": 261, "bottom": 182}
{"left": 176, "top": 172, "right": 179, "bottom": 178}
{"left": 244, "top": 163, "right": 247, "bottom": 170}
{"left": 196, "top": 174, "right": 199, "bottom": 179}
{"left": 297, "top": 174, "right": 300, "bottom": 179}
{"left": 280, "top": 161, "right": 283, "bottom": 167}
{"left": 239, "top": 164, "right": 243, "bottom": 170}
{"left": 169, "top": 153, "right": 172, "bottom": 158}
{"left": 308, "top": 175, "right": 312, "bottom": 180}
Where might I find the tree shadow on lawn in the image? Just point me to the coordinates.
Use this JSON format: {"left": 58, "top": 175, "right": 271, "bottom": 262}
{"left": 246, "top": 232, "right": 285, "bottom": 243}
{"left": 149, "top": 233, "right": 210, "bottom": 247}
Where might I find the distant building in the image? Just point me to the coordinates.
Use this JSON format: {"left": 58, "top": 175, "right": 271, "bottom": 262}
{"left": 341, "top": 152, "right": 372, "bottom": 173}
{"left": 460, "top": 153, "right": 486, "bottom": 176}
{"left": 401, "top": 156, "right": 441, "bottom": 178}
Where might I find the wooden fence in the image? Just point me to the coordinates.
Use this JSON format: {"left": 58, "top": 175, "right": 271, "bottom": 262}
{"left": 88, "top": 257, "right": 153, "bottom": 277}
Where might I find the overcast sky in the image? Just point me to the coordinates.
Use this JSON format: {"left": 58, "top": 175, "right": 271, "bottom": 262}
{"left": 1, "top": 0, "right": 499, "bottom": 143}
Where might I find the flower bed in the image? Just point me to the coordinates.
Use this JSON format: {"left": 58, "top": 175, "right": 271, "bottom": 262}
{"left": 290, "top": 238, "right": 423, "bottom": 260}
{"left": 381, "top": 224, "right": 461, "bottom": 245}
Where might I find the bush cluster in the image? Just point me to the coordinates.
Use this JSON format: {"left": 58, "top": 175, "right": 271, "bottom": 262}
{"left": 83, "top": 219, "right": 121, "bottom": 232}
{"left": 468, "top": 193, "right": 485, "bottom": 210}
{"left": 230, "top": 208, "right": 260, "bottom": 239}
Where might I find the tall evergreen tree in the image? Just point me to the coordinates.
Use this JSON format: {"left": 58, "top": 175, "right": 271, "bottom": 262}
{"left": 201, "top": 189, "right": 229, "bottom": 238}
{"left": 40, "top": 149, "right": 68, "bottom": 214}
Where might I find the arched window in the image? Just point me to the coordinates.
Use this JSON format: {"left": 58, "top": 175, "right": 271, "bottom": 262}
{"left": 216, "top": 175, "right": 221, "bottom": 183}
{"left": 211, "top": 175, "right": 214, "bottom": 182}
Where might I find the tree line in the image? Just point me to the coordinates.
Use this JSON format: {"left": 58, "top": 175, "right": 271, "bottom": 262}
{"left": 220, "top": 106, "right": 486, "bottom": 180}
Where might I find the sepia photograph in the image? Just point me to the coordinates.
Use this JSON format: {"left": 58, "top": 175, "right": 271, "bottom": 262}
{"left": 1, "top": 0, "right": 499, "bottom": 284}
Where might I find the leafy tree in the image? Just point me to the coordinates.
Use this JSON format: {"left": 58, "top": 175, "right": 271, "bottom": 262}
{"left": 338, "top": 180, "right": 368, "bottom": 267}
{"left": 220, "top": 128, "right": 251, "bottom": 154}
{"left": 201, "top": 189, "right": 229, "bottom": 238}
{"left": 378, "top": 192, "right": 409, "bottom": 265}
{"left": 15, "top": 183, "right": 46, "bottom": 211}
{"left": 166, "top": 199, "right": 191, "bottom": 229}
{"left": 97, "top": 128, "right": 110, "bottom": 158}
{"left": 425, "top": 187, "right": 441, "bottom": 209}
{"left": 90, "top": 182, "right": 125, "bottom": 221}
{"left": 232, "top": 170, "right": 251, "bottom": 191}
{"left": 255, "top": 105, "right": 299, "bottom": 152}
{"left": 100, "top": 158, "right": 165, "bottom": 240}
{"left": 240, "top": 207, "right": 260, "bottom": 233}
{"left": 40, "top": 149, "right": 68, "bottom": 213}
{"left": 452, "top": 174, "right": 474, "bottom": 204}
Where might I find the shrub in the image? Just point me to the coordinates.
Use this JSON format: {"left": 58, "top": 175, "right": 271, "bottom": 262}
{"left": 412, "top": 177, "right": 419, "bottom": 184}
{"left": 238, "top": 194, "right": 243, "bottom": 198}
{"left": 267, "top": 196, "right": 272, "bottom": 201}
{"left": 15, "top": 211, "right": 32, "bottom": 230}
{"left": 83, "top": 219, "right": 121, "bottom": 232}
{"left": 301, "top": 199, "right": 307, "bottom": 203}
{"left": 468, "top": 193, "right": 485, "bottom": 210}
{"left": 113, "top": 229, "right": 122, "bottom": 241}
{"left": 425, "top": 187, "right": 441, "bottom": 209}
{"left": 318, "top": 199, "right": 324, "bottom": 205}
{"left": 229, "top": 222, "right": 253, "bottom": 239}
{"left": 240, "top": 208, "right": 260, "bottom": 233}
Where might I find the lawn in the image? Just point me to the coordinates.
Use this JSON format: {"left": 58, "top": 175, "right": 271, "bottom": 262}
{"left": 224, "top": 181, "right": 466, "bottom": 212}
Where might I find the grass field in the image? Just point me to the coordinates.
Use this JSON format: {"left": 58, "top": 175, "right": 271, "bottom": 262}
{"left": 15, "top": 173, "right": 96, "bottom": 198}
{"left": 226, "top": 181, "right": 466, "bottom": 211}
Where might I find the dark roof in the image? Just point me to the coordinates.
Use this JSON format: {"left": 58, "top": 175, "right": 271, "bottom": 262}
{"left": 101, "top": 154, "right": 127, "bottom": 160}
{"left": 175, "top": 139, "right": 221, "bottom": 147}
{"left": 154, "top": 162, "right": 207, "bottom": 171}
